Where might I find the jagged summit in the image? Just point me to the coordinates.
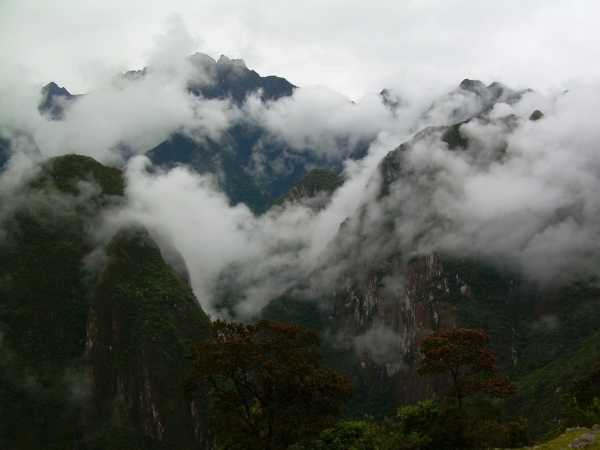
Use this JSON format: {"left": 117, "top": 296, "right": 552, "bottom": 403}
{"left": 217, "top": 54, "right": 248, "bottom": 70}
{"left": 188, "top": 52, "right": 296, "bottom": 103}
{"left": 456, "top": 78, "right": 529, "bottom": 105}
{"left": 42, "top": 81, "right": 74, "bottom": 98}
{"left": 419, "top": 78, "right": 533, "bottom": 125}
{"left": 459, "top": 78, "right": 488, "bottom": 93}
{"left": 38, "top": 81, "right": 80, "bottom": 120}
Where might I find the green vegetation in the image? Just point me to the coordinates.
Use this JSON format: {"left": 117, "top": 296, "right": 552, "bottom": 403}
{"left": 272, "top": 168, "right": 345, "bottom": 207}
{"left": 434, "top": 256, "right": 600, "bottom": 435}
{"left": 0, "top": 154, "right": 212, "bottom": 449}
{"left": 3, "top": 153, "right": 600, "bottom": 448}
{"left": 289, "top": 390, "right": 531, "bottom": 449}
{"left": 441, "top": 120, "right": 470, "bottom": 150}
{"left": 0, "top": 154, "right": 121, "bottom": 449}
{"left": 84, "top": 227, "right": 211, "bottom": 449}
{"left": 563, "top": 362, "right": 600, "bottom": 428}
{"left": 31, "top": 153, "right": 124, "bottom": 197}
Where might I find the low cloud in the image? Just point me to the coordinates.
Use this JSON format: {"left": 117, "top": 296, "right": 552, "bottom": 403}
{"left": 353, "top": 322, "right": 404, "bottom": 364}
{"left": 2, "top": 29, "right": 600, "bottom": 364}
{"left": 376, "top": 86, "right": 600, "bottom": 286}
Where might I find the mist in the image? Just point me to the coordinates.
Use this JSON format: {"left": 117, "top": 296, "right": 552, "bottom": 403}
{"left": 84, "top": 80, "right": 600, "bottom": 324}
{"left": 1, "top": 17, "right": 600, "bottom": 365}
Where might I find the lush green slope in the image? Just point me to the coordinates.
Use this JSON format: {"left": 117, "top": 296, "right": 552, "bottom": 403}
{"left": 411, "top": 256, "right": 600, "bottom": 436}
{"left": 272, "top": 168, "right": 345, "bottom": 208}
{"left": 0, "top": 154, "right": 212, "bottom": 449}
{"left": 0, "top": 154, "right": 123, "bottom": 448}
{"left": 31, "top": 153, "right": 124, "bottom": 196}
{"left": 84, "top": 227, "right": 211, "bottom": 449}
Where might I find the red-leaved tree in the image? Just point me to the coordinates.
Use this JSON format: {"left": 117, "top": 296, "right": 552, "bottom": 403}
{"left": 418, "top": 328, "right": 517, "bottom": 408}
{"left": 182, "top": 319, "right": 354, "bottom": 450}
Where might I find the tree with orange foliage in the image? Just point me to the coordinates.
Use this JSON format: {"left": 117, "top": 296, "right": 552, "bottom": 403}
{"left": 418, "top": 328, "right": 517, "bottom": 408}
{"left": 183, "top": 319, "right": 354, "bottom": 450}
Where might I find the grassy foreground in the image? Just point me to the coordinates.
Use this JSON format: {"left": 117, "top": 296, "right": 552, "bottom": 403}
{"left": 512, "top": 426, "right": 599, "bottom": 450}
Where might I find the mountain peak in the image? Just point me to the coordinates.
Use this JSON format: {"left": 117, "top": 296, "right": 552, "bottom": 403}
{"left": 41, "top": 82, "right": 74, "bottom": 98}
{"left": 39, "top": 82, "right": 78, "bottom": 120}
{"left": 459, "top": 79, "right": 487, "bottom": 92}
{"left": 186, "top": 52, "right": 295, "bottom": 104}
{"left": 189, "top": 52, "right": 217, "bottom": 67}
{"left": 529, "top": 110, "right": 544, "bottom": 121}
{"left": 217, "top": 54, "right": 248, "bottom": 70}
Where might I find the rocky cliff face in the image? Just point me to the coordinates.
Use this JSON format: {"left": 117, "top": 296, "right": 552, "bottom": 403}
{"left": 324, "top": 229, "right": 600, "bottom": 435}
{"left": 314, "top": 107, "right": 600, "bottom": 434}
{"left": 84, "top": 227, "right": 212, "bottom": 448}
{"left": 328, "top": 254, "right": 460, "bottom": 406}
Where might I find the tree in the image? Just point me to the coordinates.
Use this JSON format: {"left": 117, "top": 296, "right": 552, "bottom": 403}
{"left": 182, "top": 319, "right": 354, "bottom": 450}
{"left": 563, "top": 361, "right": 600, "bottom": 427}
{"left": 418, "top": 328, "right": 517, "bottom": 408}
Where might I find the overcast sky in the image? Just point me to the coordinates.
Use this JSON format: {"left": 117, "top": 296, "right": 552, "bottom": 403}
{"left": 1, "top": 0, "right": 599, "bottom": 99}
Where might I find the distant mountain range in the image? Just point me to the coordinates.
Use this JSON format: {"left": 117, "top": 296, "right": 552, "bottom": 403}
{"left": 1, "top": 52, "right": 596, "bottom": 447}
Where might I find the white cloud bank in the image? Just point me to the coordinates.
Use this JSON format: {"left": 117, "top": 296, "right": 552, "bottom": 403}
{"left": 1, "top": 14, "right": 600, "bottom": 330}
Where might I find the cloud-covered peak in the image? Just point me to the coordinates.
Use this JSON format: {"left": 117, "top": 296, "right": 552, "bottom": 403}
{"left": 38, "top": 82, "right": 81, "bottom": 120}
{"left": 417, "top": 78, "right": 533, "bottom": 129}
{"left": 217, "top": 54, "right": 248, "bottom": 70}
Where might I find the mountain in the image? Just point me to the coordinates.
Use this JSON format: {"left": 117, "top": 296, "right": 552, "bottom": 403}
{"left": 238, "top": 102, "right": 600, "bottom": 435}
{"left": 187, "top": 53, "right": 296, "bottom": 104}
{"left": 148, "top": 76, "right": 528, "bottom": 215}
{"left": 271, "top": 168, "right": 345, "bottom": 210}
{"left": 144, "top": 54, "right": 306, "bottom": 214}
{"left": 146, "top": 53, "right": 372, "bottom": 215}
{"left": 420, "top": 79, "right": 531, "bottom": 126}
{"left": 314, "top": 111, "right": 600, "bottom": 435}
{"left": 0, "top": 155, "right": 212, "bottom": 449}
{"left": 12, "top": 63, "right": 598, "bottom": 443}
{"left": 38, "top": 82, "right": 82, "bottom": 120}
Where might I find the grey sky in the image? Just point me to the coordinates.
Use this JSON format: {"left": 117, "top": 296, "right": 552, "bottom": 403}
{"left": 1, "top": 0, "right": 599, "bottom": 99}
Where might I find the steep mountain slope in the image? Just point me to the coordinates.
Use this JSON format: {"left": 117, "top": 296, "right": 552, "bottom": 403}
{"left": 143, "top": 54, "right": 306, "bottom": 214}
{"left": 320, "top": 110, "right": 600, "bottom": 435}
{"left": 272, "top": 168, "right": 345, "bottom": 209}
{"left": 84, "top": 227, "right": 212, "bottom": 449}
{"left": 260, "top": 293, "right": 399, "bottom": 422}
{"left": 146, "top": 54, "right": 369, "bottom": 214}
{"left": 146, "top": 125, "right": 278, "bottom": 214}
{"left": 422, "top": 79, "right": 531, "bottom": 125}
{"left": 0, "top": 161, "right": 102, "bottom": 448}
{"left": 251, "top": 100, "right": 600, "bottom": 435}
{"left": 0, "top": 155, "right": 212, "bottom": 449}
